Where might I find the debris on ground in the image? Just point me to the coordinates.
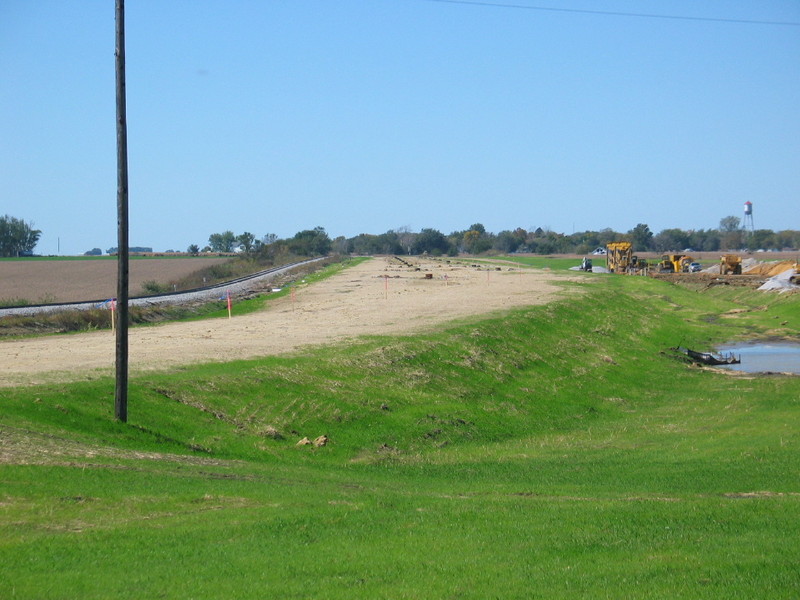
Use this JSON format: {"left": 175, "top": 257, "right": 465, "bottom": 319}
{"left": 758, "top": 267, "right": 800, "bottom": 292}
{"left": 673, "top": 346, "right": 740, "bottom": 365}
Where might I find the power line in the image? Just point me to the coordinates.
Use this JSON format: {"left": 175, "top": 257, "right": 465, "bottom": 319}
{"left": 423, "top": 0, "right": 800, "bottom": 27}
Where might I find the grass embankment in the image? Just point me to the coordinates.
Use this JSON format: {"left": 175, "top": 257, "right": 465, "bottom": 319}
{"left": 1, "top": 269, "right": 798, "bottom": 599}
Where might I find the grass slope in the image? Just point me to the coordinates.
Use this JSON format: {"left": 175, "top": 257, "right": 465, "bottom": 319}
{"left": 1, "top": 270, "right": 798, "bottom": 599}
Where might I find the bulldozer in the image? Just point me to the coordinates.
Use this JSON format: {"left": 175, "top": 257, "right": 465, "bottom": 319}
{"left": 658, "top": 254, "right": 694, "bottom": 273}
{"left": 719, "top": 254, "right": 743, "bottom": 275}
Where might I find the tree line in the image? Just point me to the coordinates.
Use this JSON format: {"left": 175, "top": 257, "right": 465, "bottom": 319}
{"left": 200, "top": 217, "right": 798, "bottom": 260}
{"left": 339, "top": 218, "right": 798, "bottom": 256}
{"left": 3, "top": 213, "right": 798, "bottom": 259}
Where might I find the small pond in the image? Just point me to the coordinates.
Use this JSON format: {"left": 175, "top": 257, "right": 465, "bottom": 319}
{"left": 716, "top": 341, "right": 800, "bottom": 375}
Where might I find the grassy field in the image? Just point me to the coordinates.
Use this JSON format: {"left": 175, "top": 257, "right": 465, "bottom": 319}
{"left": 1, "top": 263, "right": 798, "bottom": 599}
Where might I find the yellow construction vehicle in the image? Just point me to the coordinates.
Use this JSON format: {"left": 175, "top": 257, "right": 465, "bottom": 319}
{"left": 605, "top": 242, "right": 649, "bottom": 274}
{"left": 606, "top": 242, "right": 632, "bottom": 273}
{"left": 789, "top": 260, "right": 800, "bottom": 285}
{"left": 658, "top": 254, "right": 694, "bottom": 273}
{"left": 719, "top": 254, "right": 742, "bottom": 275}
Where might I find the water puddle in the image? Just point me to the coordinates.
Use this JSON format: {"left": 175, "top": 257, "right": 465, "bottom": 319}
{"left": 716, "top": 341, "right": 800, "bottom": 374}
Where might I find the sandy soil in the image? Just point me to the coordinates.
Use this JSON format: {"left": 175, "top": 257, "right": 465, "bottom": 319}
{"left": 0, "top": 257, "right": 232, "bottom": 304}
{"left": 0, "top": 257, "right": 568, "bottom": 386}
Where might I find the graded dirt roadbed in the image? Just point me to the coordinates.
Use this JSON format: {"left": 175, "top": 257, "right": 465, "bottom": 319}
{"left": 0, "top": 257, "right": 567, "bottom": 386}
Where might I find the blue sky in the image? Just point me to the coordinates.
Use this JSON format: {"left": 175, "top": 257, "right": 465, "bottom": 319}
{"left": 1, "top": 0, "right": 798, "bottom": 255}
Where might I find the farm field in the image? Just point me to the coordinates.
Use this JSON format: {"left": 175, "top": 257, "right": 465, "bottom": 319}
{"left": 1, "top": 257, "right": 799, "bottom": 599}
{"left": 0, "top": 256, "right": 232, "bottom": 304}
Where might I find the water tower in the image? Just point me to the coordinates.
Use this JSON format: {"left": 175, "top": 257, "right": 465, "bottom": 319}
{"left": 743, "top": 201, "right": 754, "bottom": 233}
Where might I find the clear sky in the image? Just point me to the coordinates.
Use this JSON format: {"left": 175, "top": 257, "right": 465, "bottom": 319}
{"left": 2, "top": 0, "right": 798, "bottom": 255}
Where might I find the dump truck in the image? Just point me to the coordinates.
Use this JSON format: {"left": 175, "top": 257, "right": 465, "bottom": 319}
{"left": 719, "top": 254, "right": 742, "bottom": 275}
{"left": 658, "top": 254, "right": 694, "bottom": 273}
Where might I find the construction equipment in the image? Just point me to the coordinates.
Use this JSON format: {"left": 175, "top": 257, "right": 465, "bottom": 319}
{"left": 719, "top": 254, "right": 743, "bottom": 275}
{"left": 606, "top": 242, "right": 633, "bottom": 273}
{"left": 605, "top": 242, "right": 649, "bottom": 274}
{"left": 579, "top": 257, "right": 593, "bottom": 272}
{"left": 789, "top": 260, "right": 800, "bottom": 285}
{"left": 658, "top": 254, "right": 694, "bottom": 273}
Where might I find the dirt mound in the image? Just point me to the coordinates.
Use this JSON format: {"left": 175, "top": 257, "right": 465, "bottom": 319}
{"left": 744, "top": 260, "right": 797, "bottom": 277}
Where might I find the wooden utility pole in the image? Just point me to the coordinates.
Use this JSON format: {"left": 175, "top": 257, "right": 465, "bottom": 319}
{"left": 115, "top": 0, "right": 129, "bottom": 422}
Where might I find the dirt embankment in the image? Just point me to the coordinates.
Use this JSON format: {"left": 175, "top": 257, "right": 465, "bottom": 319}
{"left": 0, "top": 257, "right": 568, "bottom": 386}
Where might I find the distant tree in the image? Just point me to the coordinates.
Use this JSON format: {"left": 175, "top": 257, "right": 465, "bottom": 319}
{"left": 597, "top": 228, "right": 619, "bottom": 247}
{"left": 187, "top": 244, "right": 200, "bottom": 255}
{"left": 774, "top": 229, "right": 800, "bottom": 250}
{"left": 455, "top": 223, "right": 492, "bottom": 254}
{"left": 720, "top": 229, "right": 744, "bottom": 250}
{"left": 686, "top": 229, "right": 720, "bottom": 252}
{"left": 208, "top": 230, "right": 236, "bottom": 252}
{"left": 395, "top": 226, "right": 415, "bottom": 255}
{"left": 412, "top": 228, "right": 452, "bottom": 256}
{"left": 494, "top": 230, "right": 523, "bottom": 253}
{"left": 0, "top": 215, "right": 41, "bottom": 257}
{"left": 653, "top": 228, "right": 690, "bottom": 252}
{"left": 236, "top": 232, "right": 256, "bottom": 254}
{"left": 746, "top": 229, "right": 777, "bottom": 251}
{"left": 331, "top": 235, "right": 348, "bottom": 254}
{"left": 627, "top": 223, "right": 653, "bottom": 252}
{"left": 84, "top": 248, "right": 102, "bottom": 256}
{"left": 106, "top": 246, "right": 152, "bottom": 255}
{"left": 462, "top": 229, "right": 492, "bottom": 254}
{"left": 288, "top": 227, "right": 331, "bottom": 256}
{"left": 346, "top": 230, "right": 403, "bottom": 255}
{"left": 719, "top": 216, "right": 741, "bottom": 232}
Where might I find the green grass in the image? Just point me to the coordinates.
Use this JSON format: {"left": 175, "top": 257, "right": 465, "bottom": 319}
{"left": 485, "top": 254, "right": 584, "bottom": 271}
{"left": 1, "top": 269, "right": 798, "bottom": 599}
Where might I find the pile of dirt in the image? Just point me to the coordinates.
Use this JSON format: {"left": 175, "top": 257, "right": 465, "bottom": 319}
{"left": 744, "top": 260, "right": 797, "bottom": 277}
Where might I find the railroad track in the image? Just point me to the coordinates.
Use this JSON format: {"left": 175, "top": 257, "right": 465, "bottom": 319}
{"left": 0, "top": 257, "right": 326, "bottom": 318}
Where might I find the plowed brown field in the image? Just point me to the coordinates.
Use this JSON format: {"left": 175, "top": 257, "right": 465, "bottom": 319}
{"left": 0, "top": 257, "right": 566, "bottom": 386}
{"left": 0, "top": 257, "right": 232, "bottom": 304}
